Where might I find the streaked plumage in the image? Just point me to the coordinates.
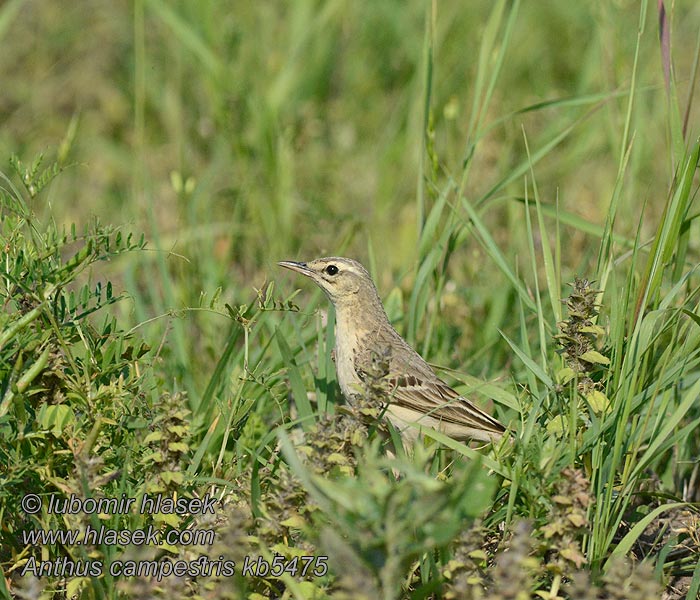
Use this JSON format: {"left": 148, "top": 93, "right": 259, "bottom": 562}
{"left": 279, "top": 257, "right": 505, "bottom": 442}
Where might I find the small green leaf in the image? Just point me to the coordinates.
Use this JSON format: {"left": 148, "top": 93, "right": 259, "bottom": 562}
{"left": 143, "top": 431, "right": 164, "bottom": 444}
{"left": 161, "top": 471, "right": 184, "bottom": 485}
{"left": 556, "top": 367, "right": 575, "bottom": 385}
{"left": 546, "top": 415, "right": 566, "bottom": 435}
{"left": 167, "top": 442, "right": 190, "bottom": 453}
{"left": 579, "top": 350, "right": 610, "bottom": 365}
{"left": 567, "top": 512, "right": 588, "bottom": 528}
{"left": 586, "top": 389, "right": 610, "bottom": 414}
{"left": 38, "top": 404, "right": 75, "bottom": 436}
{"left": 280, "top": 514, "right": 306, "bottom": 529}
{"left": 468, "top": 549, "right": 488, "bottom": 561}
{"left": 153, "top": 512, "right": 181, "bottom": 527}
{"left": 326, "top": 452, "right": 349, "bottom": 465}
{"left": 579, "top": 324, "right": 606, "bottom": 336}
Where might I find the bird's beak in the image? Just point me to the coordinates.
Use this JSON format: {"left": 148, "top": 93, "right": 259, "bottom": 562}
{"left": 277, "top": 260, "right": 312, "bottom": 277}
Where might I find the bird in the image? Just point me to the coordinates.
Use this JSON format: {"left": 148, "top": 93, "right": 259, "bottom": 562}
{"left": 278, "top": 257, "right": 506, "bottom": 443}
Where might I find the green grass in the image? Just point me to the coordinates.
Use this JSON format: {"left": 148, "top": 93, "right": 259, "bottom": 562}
{"left": 1, "top": 1, "right": 700, "bottom": 598}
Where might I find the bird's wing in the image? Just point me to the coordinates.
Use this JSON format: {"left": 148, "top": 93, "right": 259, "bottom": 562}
{"left": 353, "top": 331, "right": 505, "bottom": 437}
{"left": 386, "top": 374, "right": 505, "bottom": 436}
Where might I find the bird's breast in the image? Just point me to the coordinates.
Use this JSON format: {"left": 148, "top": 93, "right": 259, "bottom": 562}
{"left": 333, "top": 312, "right": 365, "bottom": 402}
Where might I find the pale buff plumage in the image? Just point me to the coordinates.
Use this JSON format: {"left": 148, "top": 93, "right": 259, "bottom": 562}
{"left": 278, "top": 257, "right": 505, "bottom": 443}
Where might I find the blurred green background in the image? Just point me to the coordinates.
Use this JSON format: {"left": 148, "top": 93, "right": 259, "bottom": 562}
{"left": 1, "top": 0, "right": 698, "bottom": 392}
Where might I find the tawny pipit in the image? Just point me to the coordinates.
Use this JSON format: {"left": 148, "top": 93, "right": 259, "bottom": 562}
{"left": 279, "top": 257, "right": 505, "bottom": 443}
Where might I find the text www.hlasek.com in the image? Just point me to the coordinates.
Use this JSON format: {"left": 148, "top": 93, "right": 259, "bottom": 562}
{"left": 22, "top": 523, "right": 215, "bottom": 547}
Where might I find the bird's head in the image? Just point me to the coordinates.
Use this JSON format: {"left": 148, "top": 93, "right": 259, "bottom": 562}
{"left": 278, "top": 257, "right": 381, "bottom": 309}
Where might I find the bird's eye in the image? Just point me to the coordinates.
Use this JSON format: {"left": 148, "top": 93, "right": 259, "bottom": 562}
{"left": 325, "top": 264, "right": 339, "bottom": 276}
